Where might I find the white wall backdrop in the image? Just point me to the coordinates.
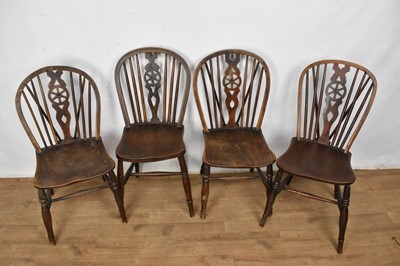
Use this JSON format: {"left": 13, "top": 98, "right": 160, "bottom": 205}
{"left": 1, "top": 0, "right": 399, "bottom": 177}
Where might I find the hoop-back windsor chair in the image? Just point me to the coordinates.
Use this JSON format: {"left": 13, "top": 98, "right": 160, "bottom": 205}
{"left": 193, "top": 49, "right": 276, "bottom": 219}
{"left": 260, "top": 60, "right": 377, "bottom": 253}
{"left": 15, "top": 66, "right": 127, "bottom": 244}
{"left": 114, "top": 47, "right": 194, "bottom": 217}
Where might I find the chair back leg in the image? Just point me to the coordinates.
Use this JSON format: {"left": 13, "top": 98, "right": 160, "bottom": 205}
{"left": 135, "top": 163, "right": 140, "bottom": 174}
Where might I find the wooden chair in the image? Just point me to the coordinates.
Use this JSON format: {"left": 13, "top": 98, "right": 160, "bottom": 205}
{"left": 193, "top": 49, "right": 276, "bottom": 219}
{"left": 260, "top": 60, "right": 377, "bottom": 253}
{"left": 114, "top": 47, "right": 194, "bottom": 217}
{"left": 15, "top": 66, "right": 127, "bottom": 245}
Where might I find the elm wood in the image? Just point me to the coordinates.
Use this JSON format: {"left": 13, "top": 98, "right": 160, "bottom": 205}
{"left": 260, "top": 60, "right": 377, "bottom": 254}
{"left": 193, "top": 49, "right": 275, "bottom": 219}
{"left": 116, "top": 124, "right": 185, "bottom": 162}
{"left": 114, "top": 47, "right": 194, "bottom": 217}
{"left": 15, "top": 66, "right": 127, "bottom": 244}
{"left": 35, "top": 138, "right": 114, "bottom": 188}
{"left": 276, "top": 138, "right": 355, "bottom": 185}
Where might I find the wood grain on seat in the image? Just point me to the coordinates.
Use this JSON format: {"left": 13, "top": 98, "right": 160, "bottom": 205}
{"left": 35, "top": 138, "right": 114, "bottom": 188}
{"left": 116, "top": 124, "right": 185, "bottom": 162}
{"left": 203, "top": 128, "right": 275, "bottom": 168}
{"left": 277, "top": 138, "right": 355, "bottom": 185}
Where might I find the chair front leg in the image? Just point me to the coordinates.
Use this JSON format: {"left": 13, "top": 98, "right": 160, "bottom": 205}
{"left": 38, "top": 188, "right": 55, "bottom": 245}
{"left": 260, "top": 168, "right": 283, "bottom": 227}
{"left": 337, "top": 185, "right": 351, "bottom": 254}
{"left": 106, "top": 170, "right": 127, "bottom": 223}
{"left": 200, "top": 163, "right": 210, "bottom": 219}
{"left": 178, "top": 154, "right": 195, "bottom": 217}
{"left": 117, "top": 159, "right": 125, "bottom": 199}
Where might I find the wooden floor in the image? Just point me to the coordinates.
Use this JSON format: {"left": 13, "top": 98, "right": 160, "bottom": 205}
{"left": 0, "top": 169, "right": 399, "bottom": 265}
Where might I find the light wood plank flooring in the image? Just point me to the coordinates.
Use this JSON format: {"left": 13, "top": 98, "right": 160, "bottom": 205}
{"left": 0, "top": 169, "right": 399, "bottom": 265}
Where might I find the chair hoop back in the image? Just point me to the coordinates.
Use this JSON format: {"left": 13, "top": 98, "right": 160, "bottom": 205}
{"left": 297, "top": 59, "right": 377, "bottom": 153}
{"left": 15, "top": 66, "right": 102, "bottom": 152}
{"left": 114, "top": 47, "right": 191, "bottom": 128}
{"left": 193, "top": 49, "right": 271, "bottom": 132}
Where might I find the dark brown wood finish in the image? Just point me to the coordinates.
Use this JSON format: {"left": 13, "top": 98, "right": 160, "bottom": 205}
{"left": 260, "top": 60, "right": 377, "bottom": 254}
{"left": 15, "top": 66, "right": 127, "bottom": 244}
{"left": 193, "top": 49, "right": 276, "bottom": 219}
{"left": 114, "top": 47, "right": 194, "bottom": 217}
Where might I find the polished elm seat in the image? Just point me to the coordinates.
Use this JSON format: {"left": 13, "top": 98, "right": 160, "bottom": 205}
{"left": 277, "top": 138, "right": 355, "bottom": 184}
{"left": 203, "top": 128, "right": 275, "bottom": 168}
{"left": 116, "top": 124, "right": 185, "bottom": 162}
{"left": 35, "top": 138, "right": 115, "bottom": 188}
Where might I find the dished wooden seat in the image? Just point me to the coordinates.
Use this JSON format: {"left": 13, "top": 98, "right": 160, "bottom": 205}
{"left": 276, "top": 138, "right": 355, "bottom": 185}
{"left": 203, "top": 128, "right": 275, "bottom": 168}
{"left": 35, "top": 138, "right": 114, "bottom": 188}
{"left": 116, "top": 124, "right": 185, "bottom": 162}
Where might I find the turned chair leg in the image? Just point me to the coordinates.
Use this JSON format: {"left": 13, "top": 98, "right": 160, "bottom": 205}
{"left": 266, "top": 165, "right": 273, "bottom": 198}
{"left": 260, "top": 169, "right": 283, "bottom": 227}
{"left": 117, "top": 159, "right": 125, "bottom": 199}
{"left": 38, "top": 189, "right": 55, "bottom": 245}
{"left": 200, "top": 162, "right": 205, "bottom": 175}
{"left": 286, "top": 174, "right": 294, "bottom": 186}
{"left": 334, "top": 185, "right": 340, "bottom": 200}
{"left": 178, "top": 154, "right": 195, "bottom": 217}
{"left": 135, "top": 163, "right": 140, "bottom": 174}
{"left": 258, "top": 165, "right": 273, "bottom": 201}
{"left": 200, "top": 163, "right": 210, "bottom": 219}
{"left": 337, "top": 185, "right": 351, "bottom": 254}
{"left": 106, "top": 171, "right": 127, "bottom": 223}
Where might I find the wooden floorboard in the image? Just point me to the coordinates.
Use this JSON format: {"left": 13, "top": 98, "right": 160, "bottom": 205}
{"left": 0, "top": 169, "right": 399, "bottom": 265}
